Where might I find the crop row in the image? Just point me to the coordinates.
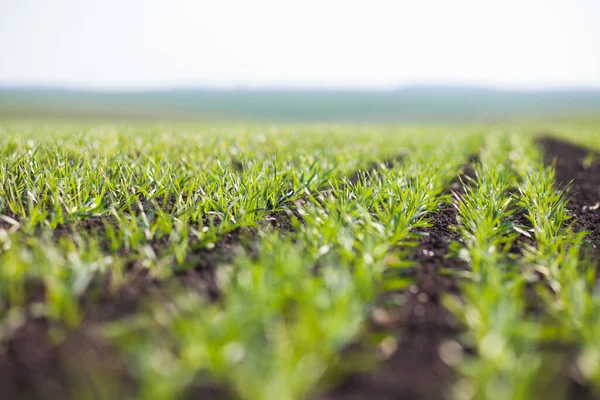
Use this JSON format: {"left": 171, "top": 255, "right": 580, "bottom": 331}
{"left": 1, "top": 121, "right": 600, "bottom": 399}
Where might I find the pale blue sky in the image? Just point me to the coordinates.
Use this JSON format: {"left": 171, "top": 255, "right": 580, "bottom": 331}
{"left": 1, "top": 0, "right": 599, "bottom": 90}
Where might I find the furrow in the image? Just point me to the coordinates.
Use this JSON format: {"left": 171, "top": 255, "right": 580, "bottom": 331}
{"left": 317, "top": 158, "right": 477, "bottom": 400}
{"left": 537, "top": 136, "right": 600, "bottom": 251}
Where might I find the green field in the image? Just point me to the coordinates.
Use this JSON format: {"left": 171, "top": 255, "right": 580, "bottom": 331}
{"left": 3, "top": 88, "right": 600, "bottom": 122}
{"left": 1, "top": 120, "right": 600, "bottom": 400}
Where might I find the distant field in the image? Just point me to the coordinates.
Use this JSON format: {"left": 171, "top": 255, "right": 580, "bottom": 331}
{"left": 2, "top": 88, "right": 600, "bottom": 121}
{"left": 1, "top": 120, "right": 600, "bottom": 400}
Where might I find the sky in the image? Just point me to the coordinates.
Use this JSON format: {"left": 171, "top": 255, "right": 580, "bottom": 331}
{"left": 1, "top": 0, "right": 600, "bottom": 90}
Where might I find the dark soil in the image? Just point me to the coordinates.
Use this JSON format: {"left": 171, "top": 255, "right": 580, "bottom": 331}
{"left": 537, "top": 136, "right": 600, "bottom": 399}
{"left": 318, "top": 200, "right": 468, "bottom": 399}
{"left": 0, "top": 209, "right": 21, "bottom": 231}
{"left": 446, "top": 155, "right": 478, "bottom": 195}
{"left": 0, "top": 225, "right": 259, "bottom": 400}
{"left": 0, "top": 193, "right": 306, "bottom": 400}
{"left": 0, "top": 319, "right": 131, "bottom": 400}
{"left": 537, "top": 136, "right": 600, "bottom": 251}
{"left": 263, "top": 205, "right": 305, "bottom": 233}
{"left": 347, "top": 155, "right": 406, "bottom": 185}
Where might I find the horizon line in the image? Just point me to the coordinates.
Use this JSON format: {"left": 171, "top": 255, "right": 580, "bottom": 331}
{"left": 3, "top": 83, "right": 600, "bottom": 94}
